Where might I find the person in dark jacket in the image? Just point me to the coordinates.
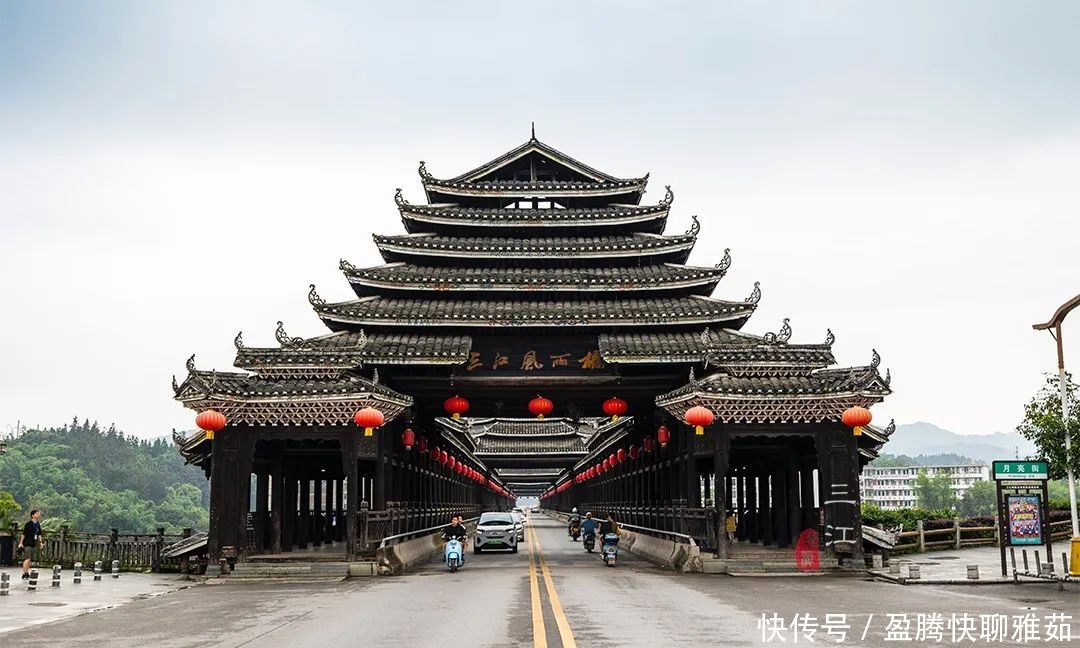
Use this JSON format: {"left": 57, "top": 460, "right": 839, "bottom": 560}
{"left": 18, "top": 509, "right": 42, "bottom": 579}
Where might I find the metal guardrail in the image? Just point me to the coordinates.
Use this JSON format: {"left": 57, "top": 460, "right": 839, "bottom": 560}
{"left": 378, "top": 516, "right": 480, "bottom": 549}
{"left": 617, "top": 522, "right": 698, "bottom": 547}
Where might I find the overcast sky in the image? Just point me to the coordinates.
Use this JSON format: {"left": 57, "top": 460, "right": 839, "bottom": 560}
{"left": 2, "top": 2, "right": 1079, "bottom": 439}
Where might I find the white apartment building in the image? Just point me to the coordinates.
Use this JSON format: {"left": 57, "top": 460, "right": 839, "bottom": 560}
{"left": 860, "top": 464, "right": 990, "bottom": 509}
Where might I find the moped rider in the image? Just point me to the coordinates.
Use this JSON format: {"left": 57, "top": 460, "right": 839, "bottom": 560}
{"left": 567, "top": 507, "right": 581, "bottom": 536}
{"left": 579, "top": 512, "right": 600, "bottom": 544}
{"left": 442, "top": 515, "right": 468, "bottom": 563}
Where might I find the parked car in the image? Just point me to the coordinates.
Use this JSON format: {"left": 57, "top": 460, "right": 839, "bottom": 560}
{"left": 509, "top": 511, "right": 525, "bottom": 541}
{"left": 474, "top": 512, "right": 519, "bottom": 554}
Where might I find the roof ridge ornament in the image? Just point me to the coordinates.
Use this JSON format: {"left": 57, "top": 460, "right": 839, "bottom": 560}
{"left": 715, "top": 248, "right": 732, "bottom": 273}
{"left": 418, "top": 161, "right": 431, "bottom": 181}
{"left": 339, "top": 258, "right": 357, "bottom": 273}
{"left": 885, "top": 418, "right": 896, "bottom": 436}
{"left": 530, "top": 121, "right": 537, "bottom": 141}
{"left": 871, "top": 348, "right": 881, "bottom": 368}
{"left": 825, "top": 328, "right": 835, "bottom": 346}
{"left": 234, "top": 331, "right": 244, "bottom": 350}
{"left": 394, "top": 188, "right": 408, "bottom": 207}
{"left": 884, "top": 367, "right": 892, "bottom": 386}
{"left": 660, "top": 185, "right": 674, "bottom": 206}
{"left": 358, "top": 328, "right": 368, "bottom": 349}
{"left": 308, "top": 284, "right": 325, "bottom": 307}
{"left": 171, "top": 374, "right": 179, "bottom": 395}
{"left": 686, "top": 214, "right": 700, "bottom": 237}
{"left": 745, "top": 281, "right": 762, "bottom": 305}
{"left": 372, "top": 368, "right": 379, "bottom": 385}
{"left": 186, "top": 354, "right": 196, "bottom": 373}
{"left": 689, "top": 366, "right": 698, "bottom": 387}
{"left": 276, "top": 321, "right": 304, "bottom": 348}
{"left": 777, "top": 318, "right": 792, "bottom": 344}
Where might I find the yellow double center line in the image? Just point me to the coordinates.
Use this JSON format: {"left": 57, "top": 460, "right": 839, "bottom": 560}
{"left": 527, "top": 518, "right": 577, "bottom": 648}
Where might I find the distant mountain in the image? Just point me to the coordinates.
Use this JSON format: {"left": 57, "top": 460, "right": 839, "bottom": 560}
{"left": 882, "top": 422, "right": 1036, "bottom": 463}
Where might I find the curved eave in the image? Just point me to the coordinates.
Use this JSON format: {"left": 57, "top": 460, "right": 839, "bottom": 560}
{"left": 346, "top": 264, "right": 724, "bottom": 294}
{"left": 423, "top": 178, "right": 647, "bottom": 199}
{"left": 399, "top": 204, "right": 669, "bottom": 231}
{"left": 315, "top": 300, "right": 755, "bottom": 329}
{"left": 373, "top": 235, "right": 695, "bottom": 262}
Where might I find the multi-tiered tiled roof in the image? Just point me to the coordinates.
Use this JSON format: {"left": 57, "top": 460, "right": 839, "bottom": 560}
{"left": 174, "top": 131, "right": 889, "bottom": 449}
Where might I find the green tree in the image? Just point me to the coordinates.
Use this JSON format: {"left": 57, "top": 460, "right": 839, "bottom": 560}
{"left": 0, "top": 491, "right": 22, "bottom": 532}
{"left": 1016, "top": 373, "right": 1080, "bottom": 480}
{"left": 958, "top": 480, "right": 996, "bottom": 517}
{"left": 913, "top": 469, "right": 957, "bottom": 510}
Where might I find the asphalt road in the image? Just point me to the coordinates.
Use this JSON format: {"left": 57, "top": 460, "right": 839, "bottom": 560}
{"left": 5, "top": 514, "right": 1076, "bottom": 647}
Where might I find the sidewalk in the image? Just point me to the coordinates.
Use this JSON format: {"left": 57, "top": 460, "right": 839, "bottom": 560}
{"left": 0, "top": 565, "right": 194, "bottom": 635}
{"left": 871, "top": 546, "right": 1074, "bottom": 585}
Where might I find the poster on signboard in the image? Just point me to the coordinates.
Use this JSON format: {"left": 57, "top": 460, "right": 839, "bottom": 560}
{"left": 1006, "top": 495, "right": 1043, "bottom": 545}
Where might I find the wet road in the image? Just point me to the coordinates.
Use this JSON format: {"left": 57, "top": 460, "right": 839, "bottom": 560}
{"left": 5, "top": 514, "right": 1076, "bottom": 647}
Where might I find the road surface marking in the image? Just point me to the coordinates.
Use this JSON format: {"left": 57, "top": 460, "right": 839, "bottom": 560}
{"left": 527, "top": 522, "right": 548, "bottom": 648}
{"left": 533, "top": 523, "right": 578, "bottom": 648}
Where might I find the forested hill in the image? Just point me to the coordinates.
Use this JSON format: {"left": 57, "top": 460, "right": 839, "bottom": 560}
{"left": 0, "top": 418, "right": 209, "bottom": 534}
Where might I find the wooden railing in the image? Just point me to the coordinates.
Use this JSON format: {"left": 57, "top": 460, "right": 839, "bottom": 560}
{"left": 888, "top": 518, "right": 1073, "bottom": 554}
{"left": 11, "top": 523, "right": 188, "bottom": 572}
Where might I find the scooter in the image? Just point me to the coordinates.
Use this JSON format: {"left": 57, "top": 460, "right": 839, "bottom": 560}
{"left": 569, "top": 522, "right": 581, "bottom": 541}
{"left": 445, "top": 536, "right": 465, "bottom": 573}
{"left": 601, "top": 533, "right": 619, "bottom": 567}
{"left": 582, "top": 531, "right": 596, "bottom": 553}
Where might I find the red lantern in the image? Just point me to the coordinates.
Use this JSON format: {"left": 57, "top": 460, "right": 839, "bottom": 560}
{"left": 657, "top": 425, "right": 671, "bottom": 448}
{"left": 417, "top": 436, "right": 428, "bottom": 453}
{"left": 608, "top": 453, "right": 617, "bottom": 468}
{"left": 456, "top": 463, "right": 464, "bottom": 475}
{"left": 444, "top": 394, "right": 470, "bottom": 420}
{"left": 643, "top": 436, "right": 655, "bottom": 453}
{"left": 629, "top": 445, "right": 640, "bottom": 460}
{"left": 617, "top": 448, "right": 627, "bottom": 464}
{"left": 195, "top": 409, "right": 226, "bottom": 441}
{"left": 842, "top": 406, "right": 872, "bottom": 436}
{"left": 448, "top": 456, "right": 457, "bottom": 470}
{"left": 354, "top": 407, "right": 385, "bottom": 437}
{"left": 602, "top": 459, "right": 610, "bottom": 471}
{"left": 528, "top": 395, "right": 554, "bottom": 419}
{"left": 439, "top": 450, "right": 449, "bottom": 465}
{"left": 684, "top": 406, "right": 715, "bottom": 436}
{"left": 602, "top": 396, "right": 629, "bottom": 422}
{"left": 401, "top": 428, "right": 416, "bottom": 450}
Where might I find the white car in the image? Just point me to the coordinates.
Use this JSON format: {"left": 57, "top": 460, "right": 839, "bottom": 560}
{"left": 509, "top": 511, "right": 525, "bottom": 541}
{"left": 474, "top": 512, "right": 519, "bottom": 554}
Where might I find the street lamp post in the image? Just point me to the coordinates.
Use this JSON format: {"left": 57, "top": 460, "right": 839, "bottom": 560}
{"left": 1033, "top": 295, "right": 1080, "bottom": 575}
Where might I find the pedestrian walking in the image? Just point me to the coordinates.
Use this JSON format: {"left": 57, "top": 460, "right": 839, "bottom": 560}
{"left": 18, "top": 509, "right": 42, "bottom": 580}
{"left": 725, "top": 511, "right": 737, "bottom": 544}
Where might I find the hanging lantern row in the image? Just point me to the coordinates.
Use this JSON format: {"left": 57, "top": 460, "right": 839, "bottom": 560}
{"left": 195, "top": 409, "right": 227, "bottom": 441}
{"left": 842, "top": 406, "right": 872, "bottom": 437}
{"left": 657, "top": 425, "right": 671, "bottom": 448}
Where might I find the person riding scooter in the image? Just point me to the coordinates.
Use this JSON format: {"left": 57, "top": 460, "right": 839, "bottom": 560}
{"left": 567, "top": 508, "right": 582, "bottom": 540}
{"left": 599, "top": 513, "right": 620, "bottom": 565}
{"left": 580, "top": 512, "right": 599, "bottom": 552}
{"left": 442, "top": 515, "right": 468, "bottom": 566}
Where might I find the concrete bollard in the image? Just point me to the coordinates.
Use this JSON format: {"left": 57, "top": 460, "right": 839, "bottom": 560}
{"left": 889, "top": 561, "right": 900, "bottom": 575}
{"left": 1041, "top": 562, "right": 1054, "bottom": 576}
{"left": 27, "top": 568, "right": 38, "bottom": 591}
{"left": 0, "top": 572, "right": 9, "bottom": 596}
{"left": 967, "top": 564, "right": 979, "bottom": 580}
{"left": 871, "top": 555, "right": 883, "bottom": 570}
{"left": 111, "top": 560, "right": 120, "bottom": 578}
{"left": 93, "top": 560, "right": 103, "bottom": 581}
{"left": 908, "top": 564, "right": 921, "bottom": 580}
{"left": 52, "top": 565, "right": 61, "bottom": 587}
{"left": 73, "top": 562, "right": 83, "bottom": 584}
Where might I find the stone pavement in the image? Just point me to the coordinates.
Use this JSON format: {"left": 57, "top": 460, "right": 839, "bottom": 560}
{"left": 0, "top": 565, "right": 192, "bottom": 636}
{"left": 872, "top": 545, "right": 1075, "bottom": 584}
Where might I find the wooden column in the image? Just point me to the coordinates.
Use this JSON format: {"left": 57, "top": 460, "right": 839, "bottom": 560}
{"left": 738, "top": 468, "right": 749, "bottom": 542}
{"left": 787, "top": 449, "right": 802, "bottom": 543}
{"left": 298, "top": 477, "right": 311, "bottom": 550}
{"left": 341, "top": 434, "right": 360, "bottom": 560}
{"left": 713, "top": 425, "right": 731, "bottom": 559}
{"left": 800, "top": 458, "right": 817, "bottom": 532}
{"left": 270, "top": 445, "right": 283, "bottom": 553}
{"left": 312, "top": 478, "right": 323, "bottom": 547}
{"left": 760, "top": 468, "right": 774, "bottom": 546}
{"left": 374, "top": 434, "right": 387, "bottom": 509}
{"left": 746, "top": 470, "right": 760, "bottom": 544}
{"left": 773, "top": 462, "right": 790, "bottom": 548}
{"left": 255, "top": 469, "right": 270, "bottom": 552}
